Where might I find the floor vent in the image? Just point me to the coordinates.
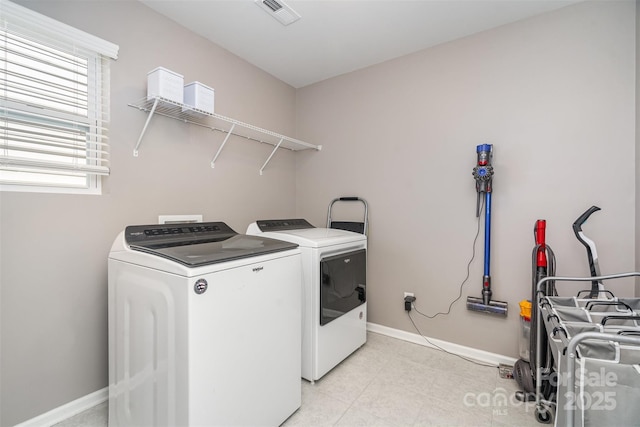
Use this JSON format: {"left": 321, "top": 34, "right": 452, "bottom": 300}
{"left": 255, "top": 0, "right": 301, "bottom": 26}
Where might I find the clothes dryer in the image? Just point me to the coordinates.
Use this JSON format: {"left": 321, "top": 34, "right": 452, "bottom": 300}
{"left": 108, "top": 222, "right": 301, "bottom": 426}
{"left": 247, "top": 219, "right": 366, "bottom": 382}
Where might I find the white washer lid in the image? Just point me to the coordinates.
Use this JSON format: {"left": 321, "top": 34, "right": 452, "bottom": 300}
{"left": 124, "top": 221, "right": 298, "bottom": 266}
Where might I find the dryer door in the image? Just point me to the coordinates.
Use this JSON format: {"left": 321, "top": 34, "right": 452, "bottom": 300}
{"left": 320, "top": 249, "right": 366, "bottom": 326}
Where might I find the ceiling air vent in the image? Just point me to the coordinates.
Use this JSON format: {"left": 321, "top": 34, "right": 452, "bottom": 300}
{"left": 255, "top": 0, "right": 301, "bottom": 26}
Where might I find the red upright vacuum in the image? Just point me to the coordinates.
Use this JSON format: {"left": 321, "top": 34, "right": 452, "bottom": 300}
{"left": 514, "top": 220, "right": 556, "bottom": 403}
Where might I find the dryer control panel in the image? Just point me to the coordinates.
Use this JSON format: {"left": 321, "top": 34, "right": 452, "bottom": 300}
{"left": 255, "top": 218, "right": 315, "bottom": 232}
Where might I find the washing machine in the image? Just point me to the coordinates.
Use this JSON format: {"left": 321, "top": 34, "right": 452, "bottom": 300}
{"left": 108, "top": 221, "right": 302, "bottom": 426}
{"left": 247, "top": 219, "right": 366, "bottom": 382}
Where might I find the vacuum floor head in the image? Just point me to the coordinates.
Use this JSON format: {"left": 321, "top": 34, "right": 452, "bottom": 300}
{"left": 466, "top": 296, "right": 508, "bottom": 317}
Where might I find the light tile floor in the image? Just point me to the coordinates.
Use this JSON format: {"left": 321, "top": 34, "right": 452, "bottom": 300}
{"left": 55, "top": 332, "right": 540, "bottom": 427}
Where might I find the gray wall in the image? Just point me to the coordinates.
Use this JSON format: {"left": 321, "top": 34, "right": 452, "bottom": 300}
{"left": 0, "top": 1, "right": 301, "bottom": 425}
{"left": 0, "top": 0, "right": 637, "bottom": 425}
{"left": 636, "top": 0, "right": 640, "bottom": 297}
{"left": 296, "top": 0, "right": 636, "bottom": 357}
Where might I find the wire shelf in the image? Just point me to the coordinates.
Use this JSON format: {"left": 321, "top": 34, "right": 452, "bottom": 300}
{"left": 128, "top": 96, "right": 321, "bottom": 173}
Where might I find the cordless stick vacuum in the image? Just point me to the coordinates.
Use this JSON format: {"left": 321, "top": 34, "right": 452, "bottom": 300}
{"left": 466, "top": 144, "right": 508, "bottom": 317}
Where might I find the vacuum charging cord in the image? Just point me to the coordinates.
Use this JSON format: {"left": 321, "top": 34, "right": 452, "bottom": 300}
{"left": 407, "top": 307, "right": 496, "bottom": 368}
{"left": 411, "top": 197, "right": 484, "bottom": 319}
{"left": 406, "top": 198, "right": 496, "bottom": 368}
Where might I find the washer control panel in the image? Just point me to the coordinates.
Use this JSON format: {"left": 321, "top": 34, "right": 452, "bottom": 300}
{"left": 125, "top": 221, "right": 236, "bottom": 247}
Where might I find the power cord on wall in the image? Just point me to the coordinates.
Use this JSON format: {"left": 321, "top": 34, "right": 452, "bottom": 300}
{"left": 405, "top": 198, "right": 497, "bottom": 369}
{"left": 413, "top": 198, "right": 483, "bottom": 319}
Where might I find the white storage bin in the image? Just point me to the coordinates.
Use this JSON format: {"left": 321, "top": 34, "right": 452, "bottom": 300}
{"left": 147, "top": 67, "right": 184, "bottom": 104}
{"left": 183, "top": 81, "right": 215, "bottom": 115}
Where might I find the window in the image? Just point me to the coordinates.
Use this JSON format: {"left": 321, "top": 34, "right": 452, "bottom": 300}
{"left": 0, "top": 0, "right": 118, "bottom": 193}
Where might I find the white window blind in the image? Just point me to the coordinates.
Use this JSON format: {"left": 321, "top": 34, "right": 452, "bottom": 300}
{"left": 0, "top": 0, "right": 118, "bottom": 191}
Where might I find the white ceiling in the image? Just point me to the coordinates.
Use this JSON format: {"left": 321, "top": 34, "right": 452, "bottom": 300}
{"left": 141, "top": 0, "right": 580, "bottom": 88}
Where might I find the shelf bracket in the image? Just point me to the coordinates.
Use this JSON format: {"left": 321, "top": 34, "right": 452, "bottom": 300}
{"left": 133, "top": 97, "right": 159, "bottom": 157}
{"left": 211, "top": 123, "right": 236, "bottom": 168}
{"left": 259, "top": 138, "right": 284, "bottom": 175}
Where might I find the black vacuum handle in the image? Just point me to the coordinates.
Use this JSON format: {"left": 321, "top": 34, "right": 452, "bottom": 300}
{"left": 572, "top": 206, "right": 601, "bottom": 234}
{"left": 572, "top": 206, "right": 602, "bottom": 298}
{"left": 339, "top": 197, "right": 359, "bottom": 201}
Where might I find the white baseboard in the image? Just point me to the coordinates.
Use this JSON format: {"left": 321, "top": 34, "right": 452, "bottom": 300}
{"left": 15, "top": 387, "right": 107, "bottom": 427}
{"left": 367, "top": 322, "right": 517, "bottom": 366}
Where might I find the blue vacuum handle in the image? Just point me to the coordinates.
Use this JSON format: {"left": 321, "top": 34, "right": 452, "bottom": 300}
{"left": 484, "top": 192, "right": 492, "bottom": 277}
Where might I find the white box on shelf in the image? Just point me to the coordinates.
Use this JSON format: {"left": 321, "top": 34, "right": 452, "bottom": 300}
{"left": 183, "top": 81, "right": 215, "bottom": 115}
{"left": 147, "top": 67, "right": 184, "bottom": 104}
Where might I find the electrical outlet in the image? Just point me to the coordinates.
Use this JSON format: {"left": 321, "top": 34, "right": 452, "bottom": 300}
{"left": 404, "top": 292, "right": 416, "bottom": 312}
